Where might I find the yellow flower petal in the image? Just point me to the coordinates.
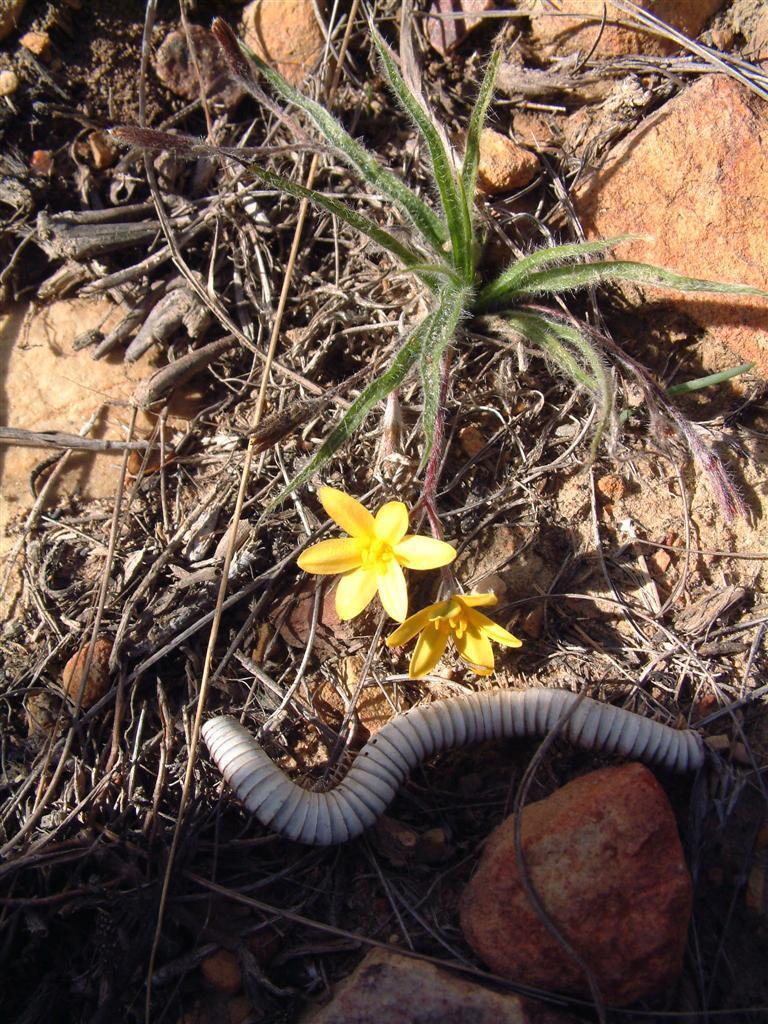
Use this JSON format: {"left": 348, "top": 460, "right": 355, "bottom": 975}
{"left": 393, "top": 535, "right": 457, "bottom": 570}
{"left": 458, "top": 593, "right": 498, "bottom": 609}
{"left": 374, "top": 501, "right": 409, "bottom": 545}
{"left": 386, "top": 599, "right": 450, "bottom": 648}
{"left": 319, "top": 486, "right": 375, "bottom": 539}
{"left": 297, "top": 537, "right": 362, "bottom": 575}
{"left": 377, "top": 560, "right": 408, "bottom": 622}
{"left": 454, "top": 625, "right": 495, "bottom": 673}
{"left": 467, "top": 609, "right": 523, "bottom": 648}
{"left": 409, "top": 624, "right": 450, "bottom": 678}
{"left": 335, "top": 567, "right": 378, "bottom": 620}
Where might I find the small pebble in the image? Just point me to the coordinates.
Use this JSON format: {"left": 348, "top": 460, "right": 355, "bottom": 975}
{"left": 154, "top": 24, "right": 242, "bottom": 107}
{"left": 426, "top": 0, "right": 494, "bottom": 56}
{"left": 62, "top": 636, "right": 113, "bottom": 709}
{"left": 30, "top": 149, "right": 53, "bottom": 175}
{"left": 20, "top": 30, "right": 51, "bottom": 60}
{"left": 476, "top": 129, "right": 540, "bottom": 195}
{"left": 650, "top": 548, "right": 672, "bottom": 574}
{"left": 596, "top": 473, "right": 625, "bottom": 502}
{"left": 459, "top": 424, "right": 486, "bottom": 458}
{"left": 241, "top": 0, "right": 326, "bottom": 87}
{"left": 0, "top": 68, "right": 18, "bottom": 95}
{"left": 88, "top": 130, "right": 118, "bottom": 170}
{"left": 522, "top": 605, "right": 544, "bottom": 639}
{"left": 709, "top": 27, "right": 734, "bottom": 51}
{"left": 25, "top": 690, "right": 63, "bottom": 740}
{"left": 200, "top": 949, "right": 242, "bottom": 995}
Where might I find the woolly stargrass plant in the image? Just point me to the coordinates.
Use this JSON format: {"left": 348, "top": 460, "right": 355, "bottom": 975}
{"left": 116, "top": 17, "right": 768, "bottom": 522}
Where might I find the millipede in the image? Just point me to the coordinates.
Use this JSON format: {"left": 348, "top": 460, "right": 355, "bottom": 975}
{"left": 202, "top": 688, "right": 705, "bottom": 846}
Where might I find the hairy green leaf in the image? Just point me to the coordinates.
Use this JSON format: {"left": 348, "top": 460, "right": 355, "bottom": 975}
{"left": 461, "top": 50, "right": 501, "bottom": 202}
{"left": 247, "top": 164, "right": 428, "bottom": 271}
{"left": 504, "top": 312, "right": 597, "bottom": 392}
{"left": 476, "top": 236, "right": 637, "bottom": 310}
{"left": 371, "top": 29, "right": 469, "bottom": 278}
{"left": 264, "top": 315, "right": 436, "bottom": 511}
{"left": 511, "top": 260, "right": 768, "bottom": 300}
{"left": 542, "top": 317, "right": 613, "bottom": 456}
{"left": 238, "top": 39, "right": 447, "bottom": 254}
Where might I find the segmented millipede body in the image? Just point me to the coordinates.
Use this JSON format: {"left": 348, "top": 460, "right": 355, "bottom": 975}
{"left": 202, "top": 688, "right": 705, "bottom": 846}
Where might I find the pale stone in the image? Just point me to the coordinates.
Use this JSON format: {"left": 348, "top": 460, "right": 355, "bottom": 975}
{"left": 0, "top": 69, "right": 19, "bottom": 96}
{"left": 302, "top": 947, "right": 580, "bottom": 1023}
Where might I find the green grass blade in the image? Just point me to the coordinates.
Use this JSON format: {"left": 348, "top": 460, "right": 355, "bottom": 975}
{"left": 620, "top": 362, "right": 755, "bottom": 422}
{"left": 371, "top": 28, "right": 469, "bottom": 278}
{"left": 247, "top": 164, "right": 426, "bottom": 269}
{"left": 264, "top": 316, "right": 434, "bottom": 511}
{"left": 238, "top": 39, "right": 447, "bottom": 254}
{"left": 665, "top": 362, "right": 754, "bottom": 396}
{"left": 418, "top": 287, "right": 469, "bottom": 468}
{"left": 512, "top": 260, "right": 768, "bottom": 300}
{"left": 461, "top": 49, "right": 501, "bottom": 201}
{"left": 475, "top": 236, "right": 637, "bottom": 310}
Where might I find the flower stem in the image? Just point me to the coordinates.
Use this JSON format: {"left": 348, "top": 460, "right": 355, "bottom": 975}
{"left": 419, "top": 350, "right": 452, "bottom": 538}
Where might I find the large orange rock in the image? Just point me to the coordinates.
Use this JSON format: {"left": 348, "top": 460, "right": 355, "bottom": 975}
{"left": 460, "top": 763, "right": 692, "bottom": 1005}
{"left": 526, "top": 0, "right": 724, "bottom": 58}
{"left": 575, "top": 74, "right": 768, "bottom": 376}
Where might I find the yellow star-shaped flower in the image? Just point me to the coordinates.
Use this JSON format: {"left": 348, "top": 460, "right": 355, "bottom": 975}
{"left": 386, "top": 592, "right": 522, "bottom": 678}
{"left": 296, "top": 486, "right": 457, "bottom": 622}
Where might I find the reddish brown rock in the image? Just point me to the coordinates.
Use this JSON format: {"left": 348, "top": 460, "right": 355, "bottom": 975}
{"left": 425, "top": 0, "right": 495, "bottom": 56}
{"left": 302, "top": 947, "right": 579, "bottom": 1023}
{"left": 460, "top": 763, "right": 692, "bottom": 1005}
{"left": 241, "top": 0, "right": 325, "bottom": 87}
{"left": 596, "top": 474, "right": 625, "bottom": 503}
{"left": 155, "top": 24, "right": 242, "bottom": 106}
{"left": 526, "top": 0, "right": 724, "bottom": 58}
{"left": 62, "top": 637, "right": 113, "bottom": 709}
{"left": 575, "top": 74, "right": 768, "bottom": 377}
{"left": 477, "top": 129, "right": 540, "bottom": 195}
